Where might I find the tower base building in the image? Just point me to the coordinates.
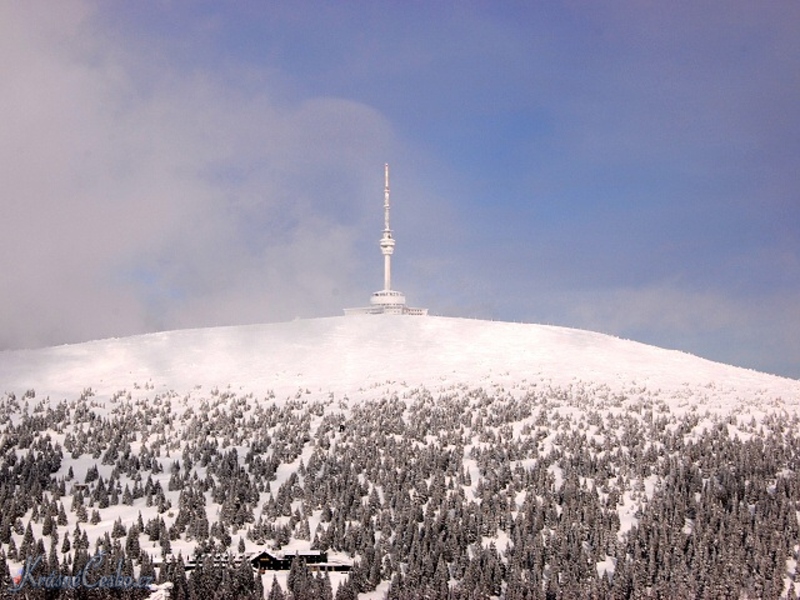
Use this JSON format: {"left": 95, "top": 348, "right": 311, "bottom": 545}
{"left": 344, "top": 290, "right": 428, "bottom": 316}
{"left": 345, "top": 164, "right": 427, "bottom": 316}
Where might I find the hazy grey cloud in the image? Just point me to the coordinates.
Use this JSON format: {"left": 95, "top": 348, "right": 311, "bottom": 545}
{"left": 554, "top": 282, "right": 800, "bottom": 377}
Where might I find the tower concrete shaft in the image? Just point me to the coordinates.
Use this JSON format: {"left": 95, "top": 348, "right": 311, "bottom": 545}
{"left": 379, "top": 163, "right": 395, "bottom": 291}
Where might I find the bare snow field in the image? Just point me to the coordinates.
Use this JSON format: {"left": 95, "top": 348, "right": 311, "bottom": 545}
{"left": 2, "top": 315, "right": 798, "bottom": 415}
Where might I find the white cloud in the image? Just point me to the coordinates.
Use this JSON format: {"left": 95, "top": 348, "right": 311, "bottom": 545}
{"left": 0, "top": 2, "right": 398, "bottom": 349}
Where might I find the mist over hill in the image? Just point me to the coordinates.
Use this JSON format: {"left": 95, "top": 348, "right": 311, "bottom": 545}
{"left": 1, "top": 316, "right": 798, "bottom": 599}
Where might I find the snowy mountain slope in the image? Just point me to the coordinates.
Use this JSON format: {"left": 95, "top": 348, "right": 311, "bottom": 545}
{"left": 1, "top": 315, "right": 798, "bottom": 414}
{"left": 2, "top": 317, "right": 800, "bottom": 599}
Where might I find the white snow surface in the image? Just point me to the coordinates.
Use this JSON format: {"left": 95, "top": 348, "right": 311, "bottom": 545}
{"left": 1, "top": 315, "right": 798, "bottom": 413}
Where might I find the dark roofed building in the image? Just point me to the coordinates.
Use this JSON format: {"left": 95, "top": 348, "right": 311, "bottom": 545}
{"left": 250, "top": 549, "right": 351, "bottom": 573}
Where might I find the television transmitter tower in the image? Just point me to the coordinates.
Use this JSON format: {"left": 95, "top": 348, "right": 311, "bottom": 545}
{"left": 344, "top": 164, "right": 428, "bottom": 316}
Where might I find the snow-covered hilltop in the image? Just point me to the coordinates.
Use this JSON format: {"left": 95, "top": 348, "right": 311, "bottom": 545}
{"left": 1, "top": 315, "right": 798, "bottom": 415}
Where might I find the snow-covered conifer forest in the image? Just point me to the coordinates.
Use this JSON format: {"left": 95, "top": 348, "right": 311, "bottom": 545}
{"left": 1, "top": 316, "right": 799, "bottom": 599}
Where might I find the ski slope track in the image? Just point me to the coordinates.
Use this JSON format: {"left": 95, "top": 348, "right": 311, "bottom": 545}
{"left": 1, "top": 315, "right": 798, "bottom": 415}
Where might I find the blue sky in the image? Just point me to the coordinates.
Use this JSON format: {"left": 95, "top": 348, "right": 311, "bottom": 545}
{"left": 2, "top": 2, "right": 799, "bottom": 378}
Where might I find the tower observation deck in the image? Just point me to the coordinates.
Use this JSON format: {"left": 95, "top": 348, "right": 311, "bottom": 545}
{"left": 345, "top": 164, "right": 428, "bottom": 316}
